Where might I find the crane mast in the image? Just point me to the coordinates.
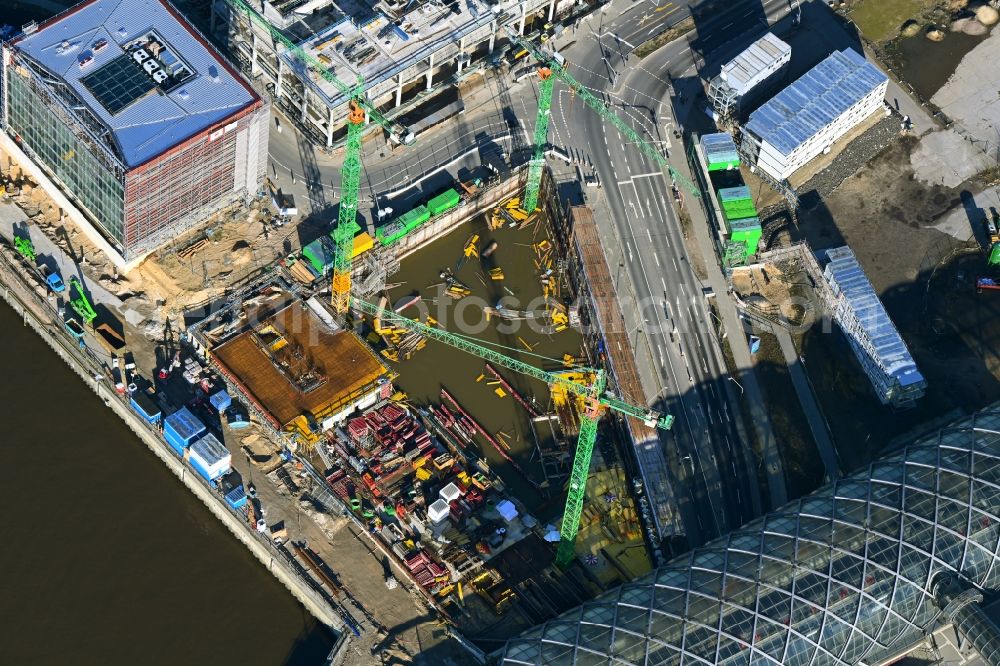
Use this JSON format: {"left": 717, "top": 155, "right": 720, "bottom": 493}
{"left": 523, "top": 66, "right": 555, "bottom": 214}
{"left": 352, "top": 297, "right": 672, "bottom": 566}
{"left": 332, "top": 100, "right": 366, "bottom": 313}
{"left": 503, "top": 27, "right": 700, "bottom": 205}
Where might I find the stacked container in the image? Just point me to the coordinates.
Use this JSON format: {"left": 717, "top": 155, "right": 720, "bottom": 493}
{"left": 716, "top": 185, "right": 762, "bottom": 257}
{"left": 209, "top": 390, "right": 232, "bottom": 413}
{"left": 701, "top": 133, "right": 741, "bottom": 171}
{"left": 426, "top": 188, "right": 460, "bottom": 216}
{"left": 301, "top": 235, "right": 336, "bottom": 275}
{"left": 130, "top": 391, "right": 162, "bottom": 425}
{"left": 163, "top": 407, "right": 206, "bottom": 455}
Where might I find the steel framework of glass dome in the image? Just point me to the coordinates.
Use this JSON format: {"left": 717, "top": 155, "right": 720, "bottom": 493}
{"left": 498, "top": 407, "right": 1000, "bottom": 666}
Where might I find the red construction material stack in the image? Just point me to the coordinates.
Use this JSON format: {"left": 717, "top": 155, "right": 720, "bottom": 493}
{"left": 403, "top": 550, "right": 446, "bottom": 588}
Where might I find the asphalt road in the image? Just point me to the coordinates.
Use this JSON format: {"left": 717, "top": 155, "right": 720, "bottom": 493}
{"left": 540, "top": 0, "right": 800, "bottom": 544}
{"left": 264, "top": 0, "right": 801, "bottom": 546}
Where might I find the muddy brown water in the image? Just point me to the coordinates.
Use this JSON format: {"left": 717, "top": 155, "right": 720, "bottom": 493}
{"left": 385, "top": 214, "right": 584, "bottom": 521}
{"left": 890, "top": 31, "right": 987, "bottom": 102}
{"left": 0, "top": 301, "right": 335, "bottom": 665}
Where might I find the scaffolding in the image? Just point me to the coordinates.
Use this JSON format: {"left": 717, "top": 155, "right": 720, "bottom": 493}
{"left": 568, "top": 206, "right": 680, "bottom": 542}
{"left": 352, "top": 245, "right": 399, "bottom": 299}
{"left": 822, "top": 246, "right": 926, "bottom": 408}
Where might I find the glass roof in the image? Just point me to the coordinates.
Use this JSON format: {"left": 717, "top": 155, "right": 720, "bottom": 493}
{"left": 498, "top": 407, "right": 1000, "bottom": 665}
{"left": 80, "top": 54, "right": 157, "bottom": 115}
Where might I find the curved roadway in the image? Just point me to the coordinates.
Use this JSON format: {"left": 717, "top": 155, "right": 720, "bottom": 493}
{"left": 265, "top": 0, "right": 799, "bottom": 546}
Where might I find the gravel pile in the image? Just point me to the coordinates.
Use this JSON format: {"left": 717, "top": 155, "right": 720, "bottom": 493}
{"left": 801, "top": 115, "right": 901, "bottom": 199}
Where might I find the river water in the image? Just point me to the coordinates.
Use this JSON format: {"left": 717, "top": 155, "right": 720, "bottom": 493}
{"left": 0, "top": 301, "right": 334, "bottom": 665}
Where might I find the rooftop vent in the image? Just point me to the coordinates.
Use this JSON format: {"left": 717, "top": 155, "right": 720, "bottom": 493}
{"left": 22, "top": 21, "right": 37, "bottom": 35}
{"left": 208, "top": 65, "right": 220, "bottom": 82}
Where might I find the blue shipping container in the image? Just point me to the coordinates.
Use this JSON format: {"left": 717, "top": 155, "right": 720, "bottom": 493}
{"left": 220, "top": 470, "right": 247, "bottom": 509}
{"left": 163, "top": 407, "right": 206, "bottom": 455}
{"left": 130, "top": 392, "right": 162, "bottom": 425}
{"left": 209, "top": 390, "right": 232, "bottom": 413}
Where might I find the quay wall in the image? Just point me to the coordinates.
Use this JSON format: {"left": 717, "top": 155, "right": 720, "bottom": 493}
{"left": 0, "top": 244, "right": 349, "bottom": 644}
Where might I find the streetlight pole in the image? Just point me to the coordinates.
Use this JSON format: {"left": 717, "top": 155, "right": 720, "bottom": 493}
{"left": 727, "top": 376, "right": 744, "bottom": 395}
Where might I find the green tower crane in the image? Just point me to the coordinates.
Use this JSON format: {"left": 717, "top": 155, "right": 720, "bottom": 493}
{"left": 226, "top": 0, "right": 415, "bottom": 314}
{"left": 522, "top": 65, "right": 556, "bottom": 214}
{"left": 351, "top": 297, "right": 673, "bottom": 567}
{"left": 503, "top": 27, "right": 701, "bottom": 209}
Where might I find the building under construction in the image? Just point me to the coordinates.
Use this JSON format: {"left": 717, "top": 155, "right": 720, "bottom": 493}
{"left": 190, "top": 281, "right": 394, "bottom": 443}
{"left": 821, "top": 246, "right": 926, "bottom": 409}
{"left": 214, "top": 0, "right": 572, "bottom": 145}
{"left": 707, "top": 32, "right": 790, "bottom": 124}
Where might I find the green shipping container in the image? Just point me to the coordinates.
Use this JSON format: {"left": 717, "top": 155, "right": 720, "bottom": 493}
{"left": 990, "top": 243, "right": 1000, "bottom": 265}
{"left": 730, "top": 217, "right": 762, "bottom": 256}
{"left": 376, "top": 221, "right": 407, "bottom": 246}
{"left": 427, "top": 188, "right": 461, "bottom": 216}
{"left": 302, "top": 236, "right": 335, "bottom": 274}
{"left": 399, "top": 205, "right": 431, "bottom": 232}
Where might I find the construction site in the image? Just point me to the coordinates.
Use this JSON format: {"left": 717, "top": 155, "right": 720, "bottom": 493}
{"left": 176, "top": 156, "right": 670, "bottom": 644}
{"left": 688, "top": 0, "right": 1000, "bottom": 495}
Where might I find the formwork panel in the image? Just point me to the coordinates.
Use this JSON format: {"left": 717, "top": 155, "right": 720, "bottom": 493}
{"left": 212, "top": 302, "right": 387, "bottom": 426}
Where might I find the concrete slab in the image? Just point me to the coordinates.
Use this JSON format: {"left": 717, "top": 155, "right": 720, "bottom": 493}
{"left": 909, "top": 129, "right": 993, "bottom": 188}
{"left": 932, "top": 26, "right": 1000, "bottom": 150}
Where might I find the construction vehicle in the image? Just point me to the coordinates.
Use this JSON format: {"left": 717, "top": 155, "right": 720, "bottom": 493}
{"left": 38, "top": 265, "right": 65, "bottom": 293}
{"left": 68, "top": 277, "right": 97, "bottom": 325}
{"left": 13, "top": 235, "right": 35, "bottom": 264}
{"left": 351, "top": 297, "right": 672, "bottom": 568}
{"left": 227, "top": 0, "right": 415, "bottom": 316}
{"left": 503, "top": 27, "right": 701, "bottom": 213}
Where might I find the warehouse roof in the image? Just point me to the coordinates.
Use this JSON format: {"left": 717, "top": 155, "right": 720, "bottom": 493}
{"left": 746, "top": 49, "right": 887, "bottom": 157}
{"left": 720, "top": 32, "right": 790, "bottom": 95}
{"left": 823, "top": 246, "right": 923, "bottom": 385}
{"left": 13, "top": 0, "right": 258, "bottom": 167}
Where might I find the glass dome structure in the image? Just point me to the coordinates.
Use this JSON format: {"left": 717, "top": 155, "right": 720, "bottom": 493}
{"left": 498, "top": 408, "right": 1000, "bottom": 665}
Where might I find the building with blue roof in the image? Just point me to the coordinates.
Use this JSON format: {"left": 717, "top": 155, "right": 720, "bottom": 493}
{"left": 0, "top": 0, "right": 270, "bottom": 269}
{"left": 742, "top": 49, "right": 888, "bottom": 182}
{"left": 822, "top": 246, "right": 925, "bottom": 408}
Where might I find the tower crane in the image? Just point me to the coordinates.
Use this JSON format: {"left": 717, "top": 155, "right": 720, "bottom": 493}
{"left": 226, "top": 0, "right": 415, "bottom": 314}
{"left": 351, "top": 297, "right": 673, "bottom": 568}
{"left": 504, "top": 26, "right": 701, "bottom": 213}
{"left": 227, "top": 0, "right": 674, "bottom": 564}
